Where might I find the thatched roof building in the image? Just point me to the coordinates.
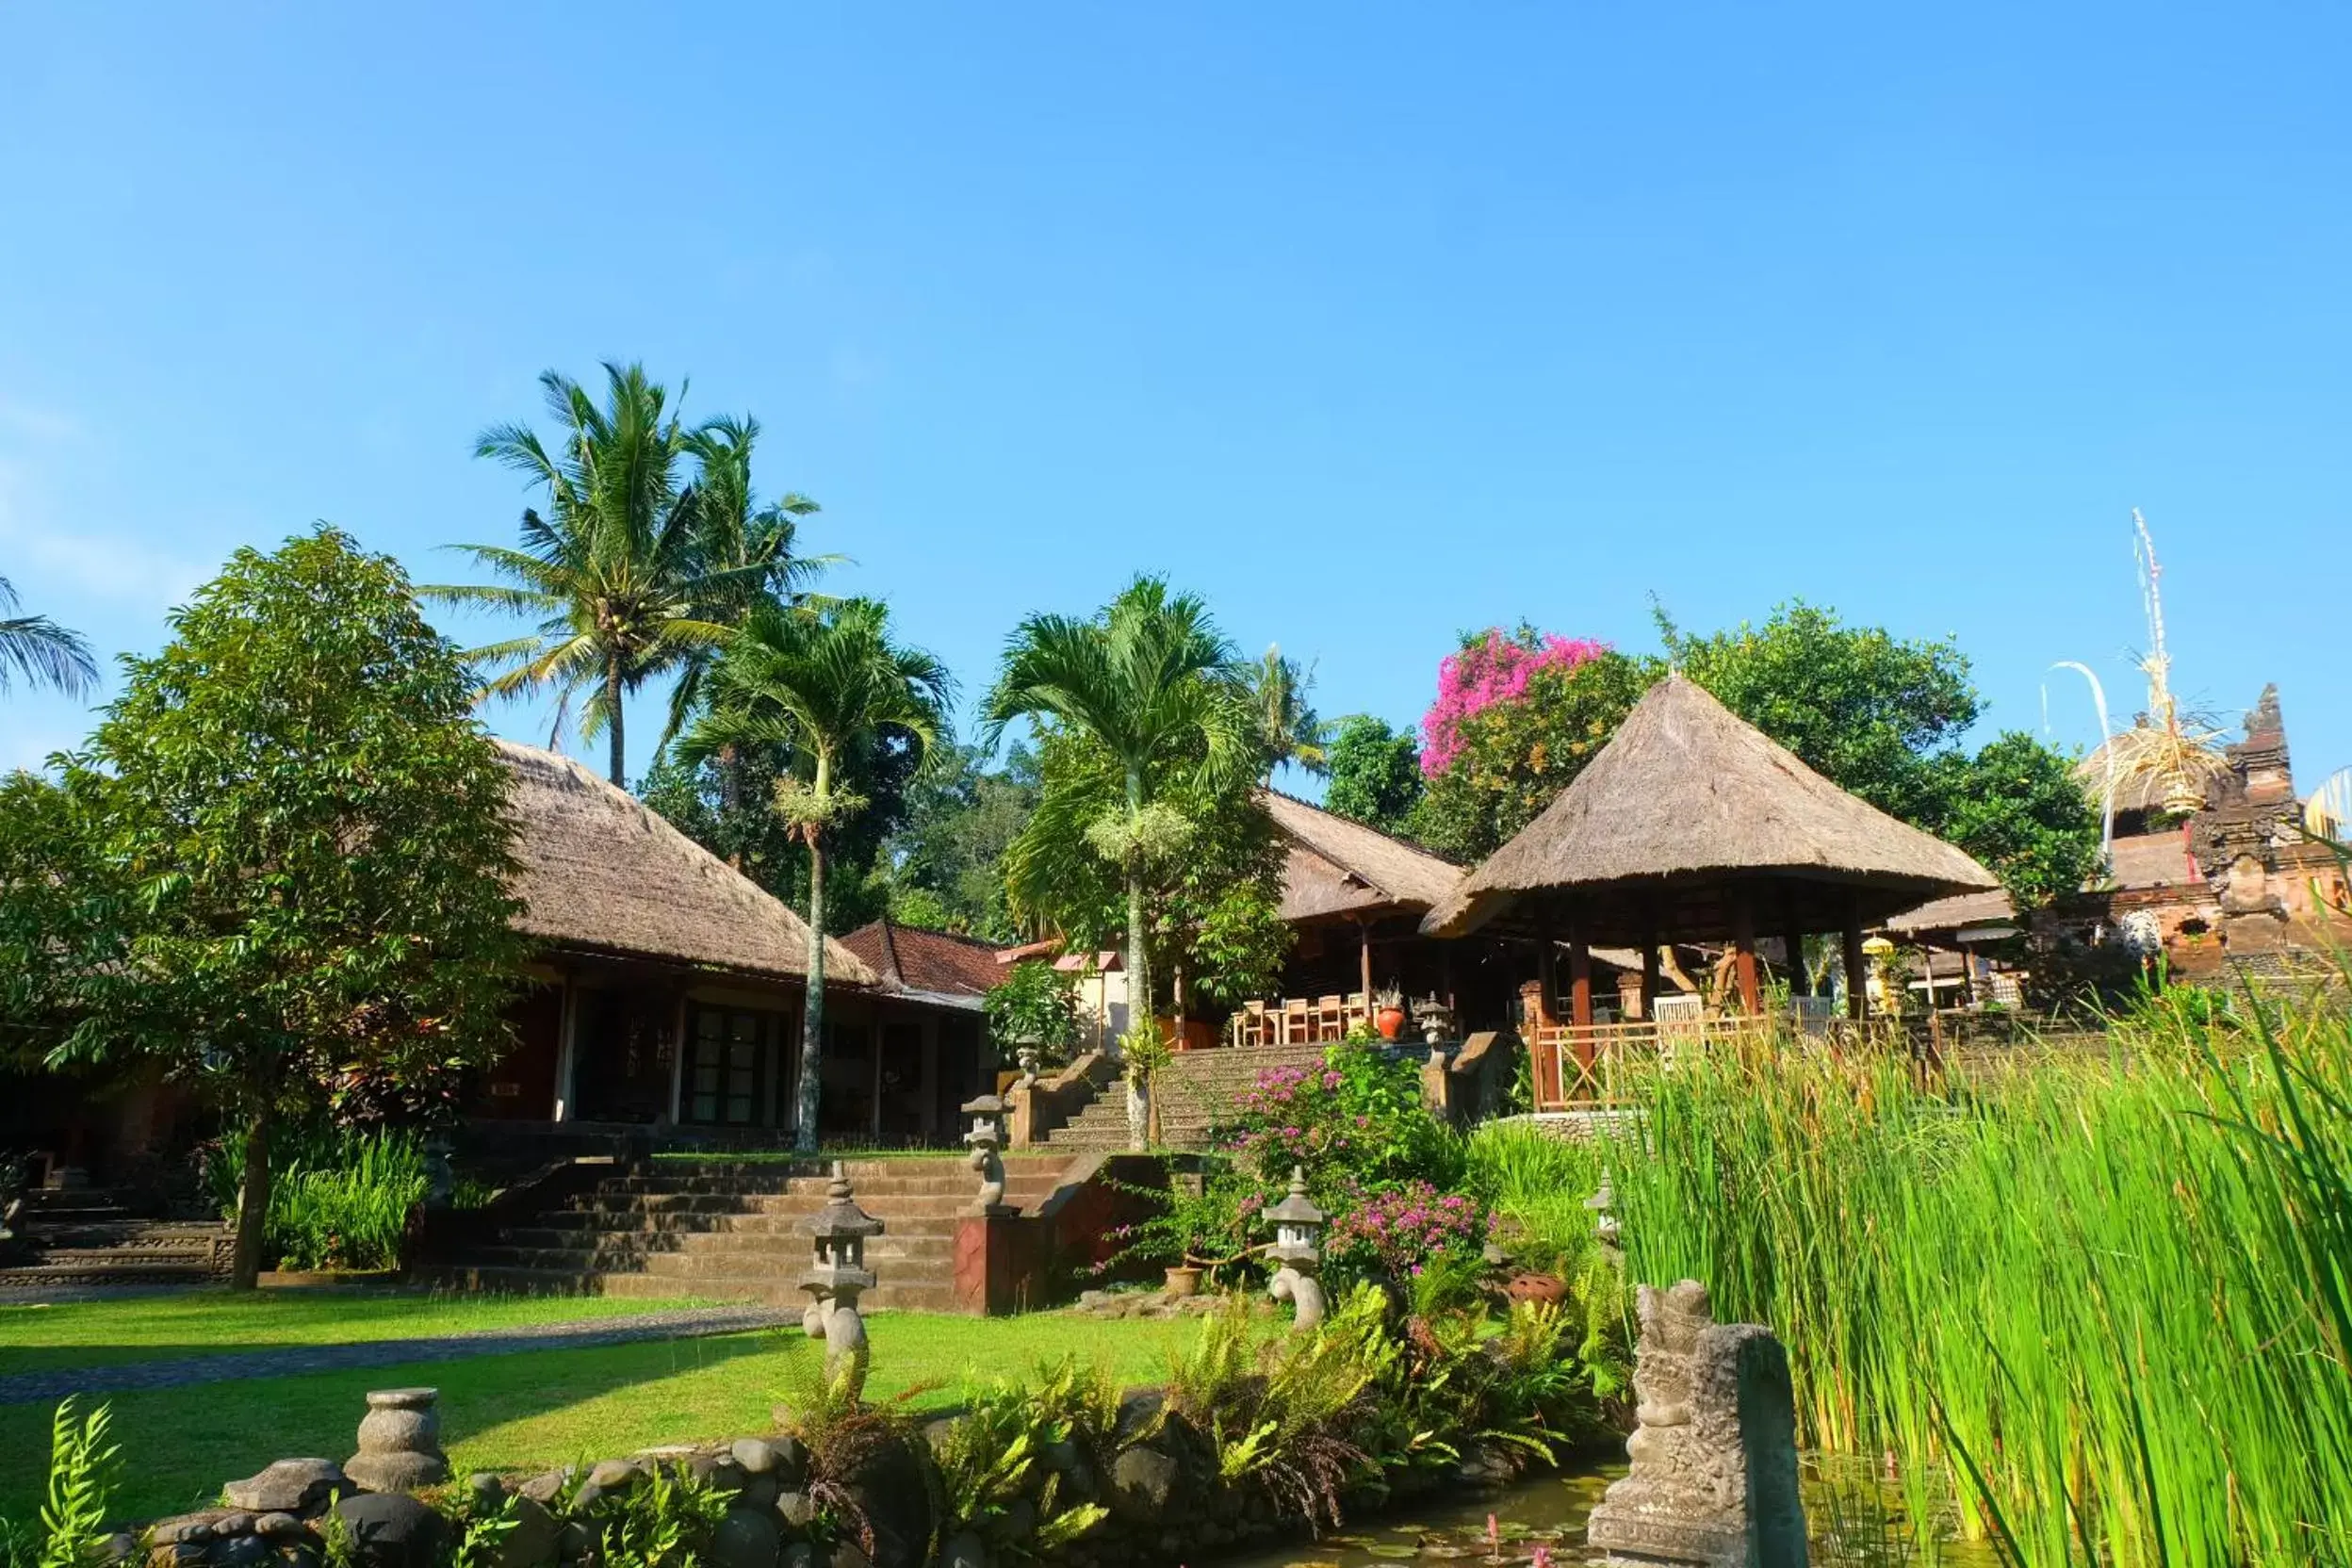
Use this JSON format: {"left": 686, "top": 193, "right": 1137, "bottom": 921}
{"left": 1262, "top": 790, "right": 1462, "bottom": 923}
{"left": 498, "top": 740, "right": 877, "bottom": 988}
{"left": 1421, "top": 677, "right": 1997, "bottom": 994}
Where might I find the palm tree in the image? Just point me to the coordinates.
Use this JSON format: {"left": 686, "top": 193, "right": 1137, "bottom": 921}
{"left": 982, "top": 577, "right": 1252, "bottom": 1053}
{"left": 1246, "top": 644, "right": 1331, "bottom": 780}
{"left": 430, "top": 363, "right": 768, "bottom": 785}
{"left": 682, "top": 599, "right": 950, "bottom": 1150}
{"left": 660, "top": 413, "right": 837, "bottom": 753}
{"left": 0, "top": 576, "right": 97, "bottom": 698}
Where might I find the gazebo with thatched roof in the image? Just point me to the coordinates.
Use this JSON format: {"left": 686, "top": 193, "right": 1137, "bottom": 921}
{"left": 1420, "top": 674, "right": 1998, "bottom": 1022}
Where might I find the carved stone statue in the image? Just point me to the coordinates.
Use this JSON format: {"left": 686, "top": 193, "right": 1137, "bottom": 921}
{"left": 1585, "top": 1281, "right": 1807, "bottom": 1568}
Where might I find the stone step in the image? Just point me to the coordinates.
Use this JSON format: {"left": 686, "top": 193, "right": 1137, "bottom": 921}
{"left": 430, "top": 1265, "right": 958, "bottom": 1315}
{"left": 490, "top": 1228, "right": 957, "bottom": 1260}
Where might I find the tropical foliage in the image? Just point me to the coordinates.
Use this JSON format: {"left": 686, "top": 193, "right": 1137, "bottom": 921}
{"left": 981, "top": 960, "right": 1086, "bottom": 1066}
{"left": 434, "top": 364, "right": 818, "bottom": 783}
{"left": 679, "top": 597, "right": 950, "bottom": 1149}
{"left": 985, "top": 577, "right": 1263, "bottom": 1034}
{"left": 1, "top": 529, "right": 526, "bottom": 1288}
{"left": 880, "top": 742, "right": 1041, "bottom": 939}
{"left": 1320, "top": 715, "right": 1424, "bottom": 837}
{"left": 203, "top": 1124, "right": 428, "bottom": 1273}
{"left": 0, "top": 575, "right": 96, "bottom": 700}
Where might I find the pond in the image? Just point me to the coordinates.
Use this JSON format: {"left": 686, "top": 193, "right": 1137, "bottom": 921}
{"left": 1224, "top": 1455, "right": 2002, "bottom": 1568}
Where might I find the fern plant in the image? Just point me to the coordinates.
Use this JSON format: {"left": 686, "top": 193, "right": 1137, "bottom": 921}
{"left": 36, "top": 1399, "right": 119, "bottom": 1568}
{"left": 932, "top": 1358, "right": 1114, "bottom": 1560}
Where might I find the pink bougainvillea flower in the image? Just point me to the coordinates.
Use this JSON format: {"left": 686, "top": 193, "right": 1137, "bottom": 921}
{"left": 1419, "top": 629, "right": 1609, "bottom": 776}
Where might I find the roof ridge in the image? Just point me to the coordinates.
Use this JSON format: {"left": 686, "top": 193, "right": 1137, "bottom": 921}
{"left": 1259, "top": 786, "right": 1462, "bottom": 867}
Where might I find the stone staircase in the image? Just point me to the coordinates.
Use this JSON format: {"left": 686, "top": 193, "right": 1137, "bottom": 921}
{"left": 430, "top": 1154, "right": 1074, "bottom": 1313}
{"left": 1036, "top": 1044, "right": 1331, "bottom": 1152}
{"left": 0, "top": 1185, "right": 231, "bottom": 1291}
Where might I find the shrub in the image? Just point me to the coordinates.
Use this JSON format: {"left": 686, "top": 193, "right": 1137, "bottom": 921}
{"left": 982, "top": 961, "right": 1086, "bottom": 1067}
{"left": 931, "top": 1358, "right": 1115, "bottom": 1559}
{"left": 1321, "top": 1181, "right": 1489, "bottom": 1283}
{"left": 1222, "top": 1046, "right": 1462, "bottom": 1193}
{"left": 0, "top": 1399, "right": 119, "bottom": 1568}
{"left": 1101, "top": 1161, "right": 1264, "bottom": 1282}
{"left": 204, "top": 1124, "right": 427, "bottom": 1272}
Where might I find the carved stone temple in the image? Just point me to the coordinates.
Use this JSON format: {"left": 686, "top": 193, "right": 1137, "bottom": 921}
{"left": 1586, "top": 1281, "right": 1808, "bottom": 1568}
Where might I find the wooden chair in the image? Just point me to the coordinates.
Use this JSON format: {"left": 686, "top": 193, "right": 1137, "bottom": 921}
{"left": 1281, "top": 999, "right": 1313, "bottom": 1047}
{"left": 1316, "top": 995, "right": 1346, "bottom": 1040}
{"left": 1241, "top": 1000, "right": 1268, "bottom": 1049}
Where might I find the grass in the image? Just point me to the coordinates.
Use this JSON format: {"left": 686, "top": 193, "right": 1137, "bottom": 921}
{"left": 0, "top": 1310, "right": 1195, "bottom": 1524}
{"left": 0, "top": 1290, "right": 720, "bottom": 1377}
{"left": 1609, "top": 984, "right": 2352, "bottom": 1567}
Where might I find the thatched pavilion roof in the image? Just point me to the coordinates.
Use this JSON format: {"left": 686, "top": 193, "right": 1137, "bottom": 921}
{"left": 1262, "top": 790, "right": 1463, "bottom": 923}
{"left": 498, "top": 740, "right": 877, "bottom": 988}
{"left": 1419, "top": 675, "right": 1998, "bottom": 943}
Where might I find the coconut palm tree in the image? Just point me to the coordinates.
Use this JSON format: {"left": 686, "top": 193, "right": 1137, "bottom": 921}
{"left": 430, "top": 363, "right": 769, "bottom": 785}
{"left": 0, "top": 576, "right": 97, "bottom": 698}
{"left": 681, "top": 599, "right": 950, "bottom": 1150}
{"left": 982, "top": 577, "right": 1253, "bottom": 1054}
{"left": 1246, "top": 644, "right": 1331, "bottom": 780}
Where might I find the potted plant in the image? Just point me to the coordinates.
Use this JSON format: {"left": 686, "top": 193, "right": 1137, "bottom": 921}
{"left": 1374, "top": 985, "right": 1408, "bottom": 1042}
{"left": 1103, "top": 1164, "right": 1259, "bottom": 1293}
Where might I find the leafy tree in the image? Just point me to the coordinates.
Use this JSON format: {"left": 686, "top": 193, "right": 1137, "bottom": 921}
{"left": 641, "top": 727, "right": 915, "bottom": 932}
{"left": 1658, "top": 599, "right": 1981, "bottom": 824}
{"left": 432, "top": 364, "right": 778, "bottom": 784}
{"left": 6, "top": 529, "right": 526, "bottom": 1289}
{"left": 1321, "top": 715, "right": 1424, "bottom": 836}
{"left": 1930, "top": 732, "right": 2104, "bottom": 910}
{"left": 0, "top": 575, "right": 97, "bottom": 698}
{"left": 984, "top": 578, "right": 1258, "bottom": 1037}
{"left": 881, "top": 742, "right": 1039, "bottom": 940}
{"left": 1410, "top": 635, "right": 1658, "bottom": 862}
{"left": 681, "top": 599, "right": 949, "bottom": 1150}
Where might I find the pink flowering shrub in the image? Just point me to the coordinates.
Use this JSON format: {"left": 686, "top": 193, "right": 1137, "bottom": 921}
{"left": 1419, "top": 628, "right": 1609, "bottom": 777}
{"left": 1323, "top": 1179, "right": 1492, "bottom": 1279}
{"left": 1221, "top": 1048, "right": 1463, "bottom": 1191}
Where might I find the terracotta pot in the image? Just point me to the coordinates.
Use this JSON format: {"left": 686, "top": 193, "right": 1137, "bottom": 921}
{"left": 1376, "top": 1005, "right": 1407, "bottom": 1041}
{"left": 1505, "top": 1271, "right": 1567, "bottom": 1305}
{"left": 1163, "top": 1265, "right": 1203, "bottom": 1298}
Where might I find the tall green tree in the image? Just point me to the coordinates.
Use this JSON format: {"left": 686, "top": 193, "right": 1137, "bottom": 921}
{"left": 0, "top": 575, "right": 97, "bottom": 698}
{"left": 881, "top": 742, "right": 1040, "bottom": 939}
{"left": 1930, "top": 732, "right": 2104, "bottom": 909}
{"left": 983, "top": 577, "right": 1255, "bottom": 1042}
{"left": 1321, "top": 715, "right": 1425, "bottom": 835}
{"left": 682, "top": 599, "right": 949, "bottom": 1150}
{"left": 5, "top": 530, "right": 526, "bottom": 1288}
{"left": 432, "top": 363, "right": 774, "bottom": 784}
{"left": 1658, "top": 598, "right": 1981, "bottom": 823}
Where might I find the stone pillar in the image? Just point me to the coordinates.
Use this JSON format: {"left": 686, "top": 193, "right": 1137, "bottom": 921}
{"left": 345, "top": 1387, "right": 449, "bottom": 1493}
{"left": 953, "top": 1210, "right": 1034, "bottom": 1316}
{"left": 1586, "top": 1282, "right": 1808, "bottom": 1568}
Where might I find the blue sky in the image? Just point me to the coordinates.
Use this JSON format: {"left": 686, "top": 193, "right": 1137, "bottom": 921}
{"left": 5, "top": 5, "right": 2347, "bottom": 797}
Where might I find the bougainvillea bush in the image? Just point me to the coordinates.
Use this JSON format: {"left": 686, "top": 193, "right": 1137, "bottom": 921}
{"left": 1222, "top": 1047, "right": 1463, "bottom": 1194}
{"left": 1322, "top": 1180, "right": 1492, "bottom": 1281}
{"left": 1409, "top": 630, "right": 1658, "bottom": 862}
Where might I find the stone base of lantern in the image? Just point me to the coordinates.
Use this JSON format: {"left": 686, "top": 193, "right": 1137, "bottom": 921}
{"left": 954, "top": 1210, "right": 1037, "bottom": 1315}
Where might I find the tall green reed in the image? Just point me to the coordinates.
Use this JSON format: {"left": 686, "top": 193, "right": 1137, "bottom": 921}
{"left": 206, "top": 1124, "right": 428, "bottom": 1271}
{"left": 1610, "top": 986, "right": 2352, "bottom": 1567}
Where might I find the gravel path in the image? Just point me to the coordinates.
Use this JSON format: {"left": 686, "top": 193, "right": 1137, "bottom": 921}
{"left": 0, "top": 1304, "right": 792, "bottom": 1405}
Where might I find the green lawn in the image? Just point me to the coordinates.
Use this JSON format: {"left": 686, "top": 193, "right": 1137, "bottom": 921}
{"left": 0, "top": 1291, "right": 718, "bottom": 1377}
{"left": 1, "top": 1308, "right": 1196, "bottom": 1524}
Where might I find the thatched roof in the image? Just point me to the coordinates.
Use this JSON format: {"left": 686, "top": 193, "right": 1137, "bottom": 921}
{"left": 1420, "top": 675, "right": 1998, "bottom": 943}
{"left": 1263, "top": 790, "right": 1462, "bottom": 923}
{"left": 1883, "top": 888, "right": 2017, "bottom": 937}
{"left": 498, "top": 741, "right": 876, "bottom": 987}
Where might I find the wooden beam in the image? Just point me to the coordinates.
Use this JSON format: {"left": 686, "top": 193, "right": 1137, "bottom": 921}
{"left": 1640, "top": 939, "right": 1661, "bottom": 1022}
{"left": 1359, "top": 920, "right": 1375, "bottom": 1027}
{"left": 1732, "top": 891, "right": 1761, "bottom": 1016}
{"left": 1843, "top": 891, "right": 1869, "bottom": 1021}
{"left": 1568, "top": 939, "right": 1594, "bottom": 1027}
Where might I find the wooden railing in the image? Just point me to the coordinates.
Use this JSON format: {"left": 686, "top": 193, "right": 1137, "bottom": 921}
{"left": 1527, "top": 1017, "right": 1776, "bottom": 1108}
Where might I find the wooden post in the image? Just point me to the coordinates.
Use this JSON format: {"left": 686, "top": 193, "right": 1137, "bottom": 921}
{"left": 1640, "top": 940, "right": 1661, "bottom": 1023}
{"left": 1732, "top": 891, "right": 1762, "bottom": 1016}
{"left": 1843, "top": 893, "right": 1869, "bottom": 1022}
{"left": 1780, "top": 891, "right": 1807, "bottom": 998}
{"left": 1533, "top": 927, "right": 1560, "bottom": 1110}
{"left": 1359, "top": 920, "right": 1375, "bottom": 1033}
{"left": 1568, "top": 936, "right": 1595, "bottom": 1094}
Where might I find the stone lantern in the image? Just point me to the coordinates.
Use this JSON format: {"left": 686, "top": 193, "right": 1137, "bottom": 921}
{"left": 1015, "top": 1045, "right": 1041, "bottom": 1090}
{"left": 1586, "top": 1168, "right": 1622, "bottom": 1266}
{"left": 962, "top": 1093, "right": 1011, "bottom": 1214}
{"left": 799, "top": 1162, "right": 883, "bottom": 1397}
{"left": 1263, "top": 1166, "right": 1328, "bottom": 1331}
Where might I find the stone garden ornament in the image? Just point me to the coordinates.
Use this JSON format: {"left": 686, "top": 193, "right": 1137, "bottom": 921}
{"left": 1585, "top": 1280, "right": 1808, "bottom": 1568}
{"left": 1263, "top": 1166, "right": 1328, "bottom": 1331}
{"left": 961, "top": 1093, "right": 1011, "bottom": 1215}
{"left": 344, "top": 1387, "right": 449, "bottom": 1493}
{"left": 798, "top": 1163, "right": 882, "bottom": 1400}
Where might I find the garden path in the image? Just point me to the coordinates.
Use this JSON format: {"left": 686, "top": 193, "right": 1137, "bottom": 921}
{"left": 0, "top": 1303, "right": 791, "bottom": 1405}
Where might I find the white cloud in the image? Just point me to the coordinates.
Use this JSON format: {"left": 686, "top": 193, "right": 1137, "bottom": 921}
{"left": 0, "top": 456, "right": 208, "bottom": 610}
